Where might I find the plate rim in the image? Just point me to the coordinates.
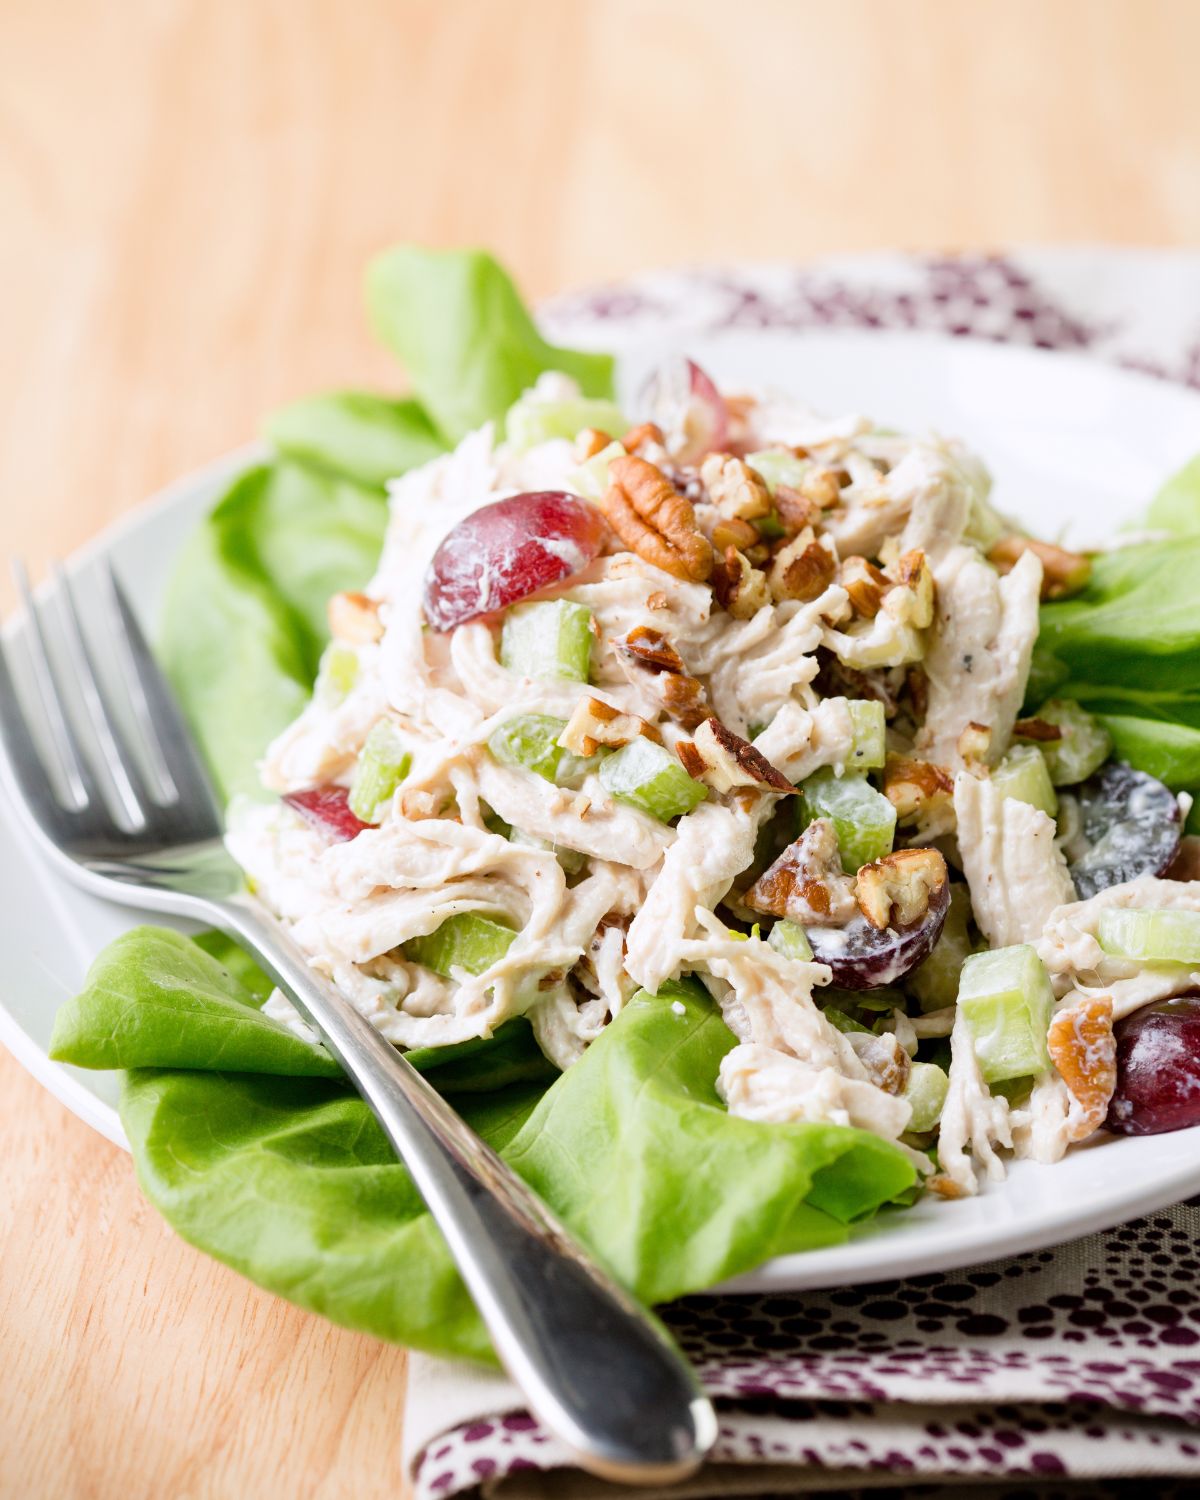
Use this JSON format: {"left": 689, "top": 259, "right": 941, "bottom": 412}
{"left": 6, "top": 326, "right": 1200, "bottom": 1290}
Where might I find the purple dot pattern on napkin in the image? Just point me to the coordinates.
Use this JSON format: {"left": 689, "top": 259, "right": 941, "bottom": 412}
{"left": 415, "top": 251, "right": 1200, "bottom": 1499}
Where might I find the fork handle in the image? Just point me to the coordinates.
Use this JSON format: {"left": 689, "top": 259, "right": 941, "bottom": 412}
{"left": 214, "top": 894, "right": 714, "bottom": 1484}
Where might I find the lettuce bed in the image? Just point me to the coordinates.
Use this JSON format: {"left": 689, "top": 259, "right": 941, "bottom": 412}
{"left": 50, "top": 245, "right": 1200, "bottom": 1360}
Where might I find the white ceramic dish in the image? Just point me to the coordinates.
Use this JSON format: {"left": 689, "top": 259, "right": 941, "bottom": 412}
{"left": 4, "top": 330, "right": 1200, "bottom": 1289}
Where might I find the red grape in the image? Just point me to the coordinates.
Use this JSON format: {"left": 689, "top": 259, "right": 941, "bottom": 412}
{"left": 283, "top": 787, "right": 369, "bottom": 841}
{"left": 422, "top": 492, "right": 607, "bottom": 632}
{"left": 1062, "top": 762, "right": 1180, "bottom": 900}
{"left": 808, "top": 880, "right": 951, "bottom": 990}
{"left": 1106, "top": 993, "right": 1200, "bottom": 1135}
{"left": 637, "top": 357, "right": 728, "bottom": 464}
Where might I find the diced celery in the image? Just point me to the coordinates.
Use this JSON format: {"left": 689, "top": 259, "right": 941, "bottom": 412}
{"left": 315, "top": 644, "right": 358, "bottom": 705}
{"left": 1030, "top": 699, "right": 1113, "bottom": 786}
{"left": 799, "top": 769, "right": 896, "bottom": 871}
{"left": 745, "top": 448, "right": 809, "bottom": 495}
{"left": 1097, "top": 907, "right": 1200, "bottom": 965}
{"left": 768, "top": 920, "right": 814, "bottom": 961}
{"left": 598, "top": 738, "right": 708, "bottom": 821}
{"left": 507, "top": 393, "right": 628, "bottom": 451}
{"left": 487, "top": 714, "right": 597, "bottom": 787}
{"left": 992, "top": 745, "right": 1058, "bottom": 817}
{"left": 508, "top": 826, "right": 587, "bottom": 875}
{"left": 823, "top": 1004, "right": 872, "bottom": 1035}
{"left": 957, "top": 944, "right": 1055, "bottom": 1084}
{"left": 846, "top": 699, "right": 886, "bottom": 771}
{"left": 405, "top": 912, "right": 517, "bottom": 977}
{"left": 567, "top": 439, "right": 625, "bottom": 503}
{"left": 908, "top": 885, "right": 976, "bottom": 1013}
{"left": 500, "top": 599, "right": 593, "bottom": 683}
{"left": 903, "top": 1061, "right": 949, "bottom": 1132}
{"left": 348, "top": 719, "right": 411, "bottom": 822}
{"left": 481, "top": 805, "right": 512, "bottom": 839}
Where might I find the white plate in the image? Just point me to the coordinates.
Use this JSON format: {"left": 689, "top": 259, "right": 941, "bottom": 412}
{"left": 4, "top": 330, "right": 1200, "bottom": 1289}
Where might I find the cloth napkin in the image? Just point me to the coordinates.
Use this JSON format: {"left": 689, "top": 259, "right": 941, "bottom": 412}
{"left": 405, "top": 248, "right": 1200, "bottom": 1499}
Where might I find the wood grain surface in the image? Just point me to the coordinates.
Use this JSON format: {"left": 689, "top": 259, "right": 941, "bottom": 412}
{"left": 3, "top": 1, "right": 1199, "bottom": 1494}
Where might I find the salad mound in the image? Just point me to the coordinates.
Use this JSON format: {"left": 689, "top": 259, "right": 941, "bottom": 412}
{"left": 226, "top": 347, "right": 1197, "bottom": 1202}
{"left": 48, "top": 247, "right": 1200, "bottom": 1360}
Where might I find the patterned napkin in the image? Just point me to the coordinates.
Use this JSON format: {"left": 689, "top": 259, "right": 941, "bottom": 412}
{"left": 405, "top": 250, "right": 1200, "bottom": 1498}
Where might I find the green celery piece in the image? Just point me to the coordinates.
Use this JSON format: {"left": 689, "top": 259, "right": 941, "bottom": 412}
{"left": 315, "top": 644, "right": 359, "bottom": 705}
{"left": 908, "top": 885, "right": 977, "bottom": 1013}
{"left": 991, "top": 745, "right": 1058, "bottom": 817}
{"left": 823, "top": 1004, "right": 872, "bottom": 1035}
{"left": 507, "top": 393, "right": 627, "bottom": 451}
{"left": 366, "top": 247, "right": 614, "bottom": 444}
{"left": 487, "top": 714, "right": 596, "bottom": 787}
{"left": 799, "top": 769, "right": 896, "bottom": 872}
{"left": 598, "top": 738, "right": 708, "bottom": 822}
{"left": 745, "top": 449, "right": 809, "bottom": 495}
{"left": 348, "top": 719, "right": 411, "bottom": 822}
{"left": 1097, "top": 908, "right": 1200, "bottom": 965}
{"left": 567, "top": 439, "right": 625, "bottom": 503}
{"left": 1026, "top": 699, "right": 1112, "bottom": 786}
{"left": 957, "top": 944, "right": 1055, "bottom": 1084}
{"left": 755, "top": 511, "right": 788, "bottom": 540}
{"left": 903, "top": 1061, "right": 949, "bottom": 1133}
{"left": 768, "top": 920, "right": 814, "bottom": 961}
{"left": 500, "top": 600, "right": 593, "bottom": 683}
{"left": 508, "top": 827, "right": 587, "bottom": 876}
{"left": 406, "top": 913, "right": 517, "bottom": 977}
{"left": 845, "top": 699, "right": 886, "bottom": 771}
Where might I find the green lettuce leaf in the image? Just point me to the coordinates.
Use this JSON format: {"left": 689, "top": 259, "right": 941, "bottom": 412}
{"left": 63, "top": 929, "right": 913, "bottom": 1362}
{"left": 265, "top": 391, "right": 444, "bottom": 490}
{"left": 1145, "top": 453, "right": 1200, "bottom": 536}
{"left": 366, "top": 247, "right": 614, "bottom": 444}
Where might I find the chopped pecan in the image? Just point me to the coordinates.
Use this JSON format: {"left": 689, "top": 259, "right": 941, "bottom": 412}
{"left": 846, "top": 1030, "right": 912, "bottom": 1096}
{"left": 883, "top": 754, "right": 954, "bottom": 824}
{"left": 746, "top": 818, "right": 859, "bottom": 925}
{"left": 599, "top": 455, "right": 713, "bottom": 582}
{"left": 957, "top": 722, "right": 991, "bottom": 765}
{"left": 575, "top": 427, "right": 613, "bottom": 460}
{"left": 328, "top": 590, "right": 383, "bottom": 644}
{"left": 680, "top": 717, "right": 794, "bottom": 794}
{"left": 887, "top": 549, "right": 935, "bottom": 628}
{"left": 621, "top": 420, "right": 665, "bottom": 454}
{"left": 712, "top": 546, "right": 771, "bottom": 619}
{"left": 769, "top": 529, "right": 837, "bottom": 603}
{"left": 989, "top": 535, "right": 1091, "bottom": 600}
{"left": 840, "top": 556, "right": 889, "bottom": 618}
{"left": 614, "top": 626, "right": 710, "bottom": 730}
{"left": 699, "top": 452, "right": 773, "bottom": 521}
{"left": 855, "top": 848, "right": 948, "bottom": 930}
{"left": 1013, "top": 716, "right": 1065, "bottom": 743}
{"left": 800, "top": 465, "right": 842, "bottom": 509}
{"left": 772, "top": 483, "right": 814, "bottom": 533}
{"left": 1047, "top": 993, "right": 1117, "bottom": 1143}
{"left": 926, "top": 1174, "right": 969, "bottom": 1199}
{"left": 906, "top": 665, "right": 929, "bottom": 720}
{"left": 558, "top": 696, "right": 662, "bottom": 758}
{"left": 711, "top": 514, "right": 761, "bottom": 553}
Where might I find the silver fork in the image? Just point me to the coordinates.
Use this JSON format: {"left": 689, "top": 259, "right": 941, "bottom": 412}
{"left": 0, "top": 559, "right": 715, "bottom": 1485}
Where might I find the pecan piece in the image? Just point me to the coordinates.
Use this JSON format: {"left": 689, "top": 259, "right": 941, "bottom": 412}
{"left": 699, "top": 452, "right": 772, "bottom": 521}
{"left": 599, "top": 455, "right": 713, "bottom": 581}
{"left": 614, "top": 626, "right": 710, "bottom": 731}
{"left": 712, "top": 546, "right": 771, "bottom": 619}
{"left": 854, "top": 848, "right": 948, "bottom": 930}
{"left": 846, "top": 1030, "right": 912, "bottom": 1096}
{"left": 679, "top": 717, "right": 794, "bottom": 794}
{"left": 989, "top": 535, "right": 1091, "bottom": 600}
{"left": 956, "top": 722, "right": 991, "bottom": 766}
{"left": 746, "top": 818, "right": 859, "bottom": 925}
{"left": 328, "top": 590, "right": 383, "bottom": 644}
{"left": 1047, "top": 993, "right": 1117, "bottom": 1143}
{"left": 621, "top": 421, "right": 665, "bottom": 454}
{"left": 711, "top": 515, "right": 761, "bottom": 553}
{"left": 800, "top": 465, "right": 842, "bottom": 509}
{"left": 882, "top": 754, "right": 954, "bottom": 824}
{"left": 558, "top": 696, "right": 662, "bottom": 758}
{"left": 887, "top": 549, "right": 935, "bottom": 628}
{"left": 840, "top": 556, "right": 889, "bottom": 618}
{"left": 772, "top": 482, "right": 814, "bottom": 533}
{"left": 769, "top": 529, "right": 837, "bottom": 603}
{"left": 576, "top": 427, "right": 613, "bottom": 460}
{"left": 1013, "top": 716, "right": 1065, "bottom": 743}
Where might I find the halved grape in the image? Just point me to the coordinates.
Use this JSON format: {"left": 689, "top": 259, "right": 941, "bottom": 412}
{"left": 1062, "top": 762, "right": 1181, "bottom": 900}
{"left": 283, "top": 787, "right": 369, "bottom": 842}
{"left": 807, "top": 878, "right": 950, "bottom": 990}
{"left": 422, "top": 492, "right": 606, "bottom": 632}
{"left": 1106, "top": 993, "right": 1200, "bottom": 1136}
{"left": 636, "top": 357, "right": 728, "bottom": 464}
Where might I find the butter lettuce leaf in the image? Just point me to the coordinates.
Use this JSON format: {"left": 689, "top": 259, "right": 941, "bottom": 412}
{"left": 1145, "top": 453, "right": 1200, "bottom": 536}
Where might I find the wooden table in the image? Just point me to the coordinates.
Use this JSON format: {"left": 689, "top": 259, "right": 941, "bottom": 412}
{"left": 4, "top": 1, "right": 1199, "bottom": 1492}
